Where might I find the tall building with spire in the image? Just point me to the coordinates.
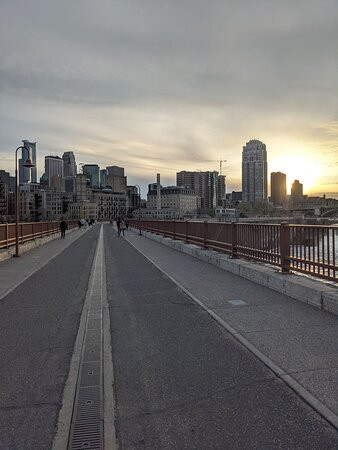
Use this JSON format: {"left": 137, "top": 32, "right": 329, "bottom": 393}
{"left": 242, "top": 139, "right": 268, "bottom": 203}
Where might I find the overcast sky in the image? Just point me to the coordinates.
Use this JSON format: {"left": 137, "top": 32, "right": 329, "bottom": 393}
{"left": 0, "top": 0, "right": 337, "bottom": 195}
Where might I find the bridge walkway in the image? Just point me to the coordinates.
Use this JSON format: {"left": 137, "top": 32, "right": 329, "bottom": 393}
{"left": 0, "top": 224, "right": 337, "bottom": 449}
{"left": 124, "top": 227, "right": 338, "bottom": 419}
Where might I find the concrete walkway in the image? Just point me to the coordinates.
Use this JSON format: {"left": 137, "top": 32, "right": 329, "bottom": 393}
{"left": 0, "top": 224, "right": 337, "bottom": 448}
{"left": 0, "top": 225, "right": 99, "bottom": 449}
{"left": 124, "top": 228, "right": 338, "bottom": 422}
{"left": 104, "top": 226, "right": 337, "bottom": 448}
{"left": 0, "top": 226, "right": 91, "bottom": 301}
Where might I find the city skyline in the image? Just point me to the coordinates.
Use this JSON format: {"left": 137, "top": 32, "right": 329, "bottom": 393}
{"left": 0, "top": 0, "right": 337, "bottom": 196}
{"left": 1, "top": 142, "right": 337, "bottom": 199}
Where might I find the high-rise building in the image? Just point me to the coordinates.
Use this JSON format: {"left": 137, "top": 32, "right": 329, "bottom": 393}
{"left": 63, "top": 176, "right": 77, "bottom": 193}
{"left": 62, "top": 151, "right": 77, "bottom": 177}
{"left": 83, "top": 164, "right": 100, "bottom": 188}
{"left": 19, "top": 147, "right": 30, "bottom": 184}
{"left": 76, "top": 174, "right": 88, "bottom": 202}
{"left": 100, "top": 169, "right": 107, "bottom": 188}
{"left": 107, "top": 166, "right": 124, "bottom": 177}
{"left": 106, "top": 166, "right": 127, "bottom": 193}
{"left": 0, "top": 170, "right": 15, "bottom": 192}
{"left": 0, "top": 180, "right": 8, "bottom": 216}
{"left": 242, "top": 139, "right": 268, "bottom": 203}
{"left": 291, "top": 179, "right": 303, "bottom": 200}
{"left": 19, "top": 141, "right": 36, "bottom": 184}
{"left": 126, "top": 185, "right": 139, "bottom": 212}
{"left": 50, "top": 175, "right": 62, "bottom": 191}
{"left": 217, "top": 175, "right": 226, "bottom": 207}
{"left": 176, "top": 170, "right": 218, "bottom": 211}
{"left": 45, "top": 156, "right": 63, "bottom": 187}
{"left": 270, "top": 172, "right": 286, "bottom": 206}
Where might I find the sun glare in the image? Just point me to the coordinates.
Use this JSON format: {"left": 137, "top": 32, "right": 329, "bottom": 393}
{"left": 270, "top": 156, "right": 321, "bottom": 194}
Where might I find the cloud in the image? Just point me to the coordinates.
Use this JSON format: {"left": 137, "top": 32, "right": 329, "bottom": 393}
{"left": 0, "top": 0, "right": 337, "bottom": 193}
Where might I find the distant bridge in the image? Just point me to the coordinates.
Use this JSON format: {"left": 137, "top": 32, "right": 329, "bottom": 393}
{"left": 321, "top": 208, "right": 338, "bottom": 217}
{"left": 288, "top": 205, "right": 338, "bottom": 218}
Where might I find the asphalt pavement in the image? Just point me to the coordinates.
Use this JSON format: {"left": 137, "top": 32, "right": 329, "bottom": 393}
{"left": 0, "top": 225, "right": 100, "bottom": 450}
{"left": 1, "top": 224, "right": 337, "bottom": 449}
{"left": 104, "top": 225, "right": 338, "bottom": 449}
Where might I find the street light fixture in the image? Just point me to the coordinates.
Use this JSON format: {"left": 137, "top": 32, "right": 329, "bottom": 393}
{"left": 14, "top": 146, "right": 35, "bottom": 257}
{"left": 134, "top": 184, "right": 142, "bottom": 235}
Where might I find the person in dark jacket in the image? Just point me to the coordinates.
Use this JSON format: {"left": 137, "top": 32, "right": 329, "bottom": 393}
{"left": 116, "top": 217, "right": 121, "bottom": 236}
{"left": 60, "top": 220, "right": 68, "bottom": 239}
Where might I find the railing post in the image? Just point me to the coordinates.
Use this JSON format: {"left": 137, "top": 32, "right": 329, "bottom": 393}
{"left": 280, "top": 222, "right": 290, "bottom": 273}
{"left": 203, "top": 220, "right": 208, "bottom": 249}
{"left": 185, "top": 220, "right": 188, "bottom": 243}
{"left": 6, "top": 223, "right": 9, "bottom": 248}
{"left": 231, "top": 221, "right": 238, "bottom": 258}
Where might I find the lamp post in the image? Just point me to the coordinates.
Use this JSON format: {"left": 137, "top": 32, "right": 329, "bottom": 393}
{"left": 134, "top": 184, "right": 142, "bottom": 235}
{"left": 14, "top": 146, "right": 34, "bottom": 257}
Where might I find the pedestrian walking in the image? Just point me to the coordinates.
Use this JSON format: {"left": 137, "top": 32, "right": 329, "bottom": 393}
{"left": 78, "top": 220, "right": 82, "bottom": 229}
{"left": 120, "top": 219, "right": 126, "bottom": 236}
{"left": 125, "top": 218, "right": 129, "bottom": 230}
{"left": 60, "top": 220, "right": 68, "bottom": 239}
{"left": 116, "top": 217, "right": 121, "bottom": 236}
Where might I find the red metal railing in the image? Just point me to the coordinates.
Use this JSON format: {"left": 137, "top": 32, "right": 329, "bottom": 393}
{"left": 130, "top": 219, "right": 338, "bottom": 282}
{"left": 289, "top": 225, "right": 337, "bottom": 281}
{"left": 0, "top": 221, "right": 78, "bottom": 250}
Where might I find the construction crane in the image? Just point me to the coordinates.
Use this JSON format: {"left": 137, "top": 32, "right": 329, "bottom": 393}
{"left": 195, "top": 159, "right": 227, "bottom": 174}
{"left": 219, "top": 159, "right": 227, "bottom": 176}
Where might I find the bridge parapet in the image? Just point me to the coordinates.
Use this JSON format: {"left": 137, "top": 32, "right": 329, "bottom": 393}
{"left": 130, "top": 219, "right": 338, "bottom": 282}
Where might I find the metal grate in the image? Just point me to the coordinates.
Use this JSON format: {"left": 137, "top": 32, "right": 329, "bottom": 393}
{"left": 68, "top": 234, "right": 105, "bottom": 450}
{"left": 69, "top": 420, "right": 103, "bottom": 449}
{"left": 68, "top": 326, "right": 104, "bottom": 449}
{"left": 80, "top": 362, "right": 102, "bottom": 387}
{"left": 74, "top": 386, "right": 103, "bottom": 422}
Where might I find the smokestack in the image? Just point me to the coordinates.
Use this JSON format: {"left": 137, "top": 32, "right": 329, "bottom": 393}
{"left": 156, "top": 173, "right": 161, "bottom": 210}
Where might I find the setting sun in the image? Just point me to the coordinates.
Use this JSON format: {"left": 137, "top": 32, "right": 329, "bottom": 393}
{"left": 270, "top": 156, "right": 322, "bottom": 194}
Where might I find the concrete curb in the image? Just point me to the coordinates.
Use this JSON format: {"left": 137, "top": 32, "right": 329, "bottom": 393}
{"left": 0, "top": 228, "right": 77, "bottom": 262}
{"left": 135, "top": 229, "right": 338, "bottom": 316}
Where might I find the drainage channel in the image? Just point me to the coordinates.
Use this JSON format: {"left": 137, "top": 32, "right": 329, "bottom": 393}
{"left": 59, "top": 225, "right": 115, "bottom": 450}
{"left": 68, "top": 227, "right": 105, "bottom": 449}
